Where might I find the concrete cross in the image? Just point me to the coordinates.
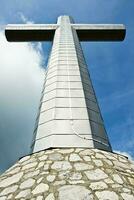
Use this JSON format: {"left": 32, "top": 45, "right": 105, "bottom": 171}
{"left": 5, "top": 16, "right": 126, "bottom": 153}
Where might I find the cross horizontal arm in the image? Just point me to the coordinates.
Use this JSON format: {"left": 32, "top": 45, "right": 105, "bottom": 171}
{"left": 5, "top": 24, "right": 58, "bottom": 41}
{"left": 72, "top": 24, "right": 126, "bottom": 41}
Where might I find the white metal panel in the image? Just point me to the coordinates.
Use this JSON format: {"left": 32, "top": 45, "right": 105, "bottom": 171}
{"left": 57, "top": 81, "right": 83, "bottom": 89}
{"left": 39, "top": 109, "right": 54, "bottom": 124}
{"left": 45, "top": 82, "right": 57, "bottom": 93}
{"left": 58, "top": 70, "right": 80, "bottom": 76}
{"left": 45, "top": 76, "right": 57, "bottom": 85}
{"left": 36, "top": 121, "right": 53, "bottom": 139}
{"left": 55, "top": 97, "right": 86, "bottom": 108}
{"left": 47, "top": 71, "right": 57, "bottom": 79}
{"left": 42, "top": 90, "right": 56, "bottom": 102}
{"left": 33, "top": 134, "right": 94, "bottom": 153}
{"left": 57, "top": 65, "right": 79, "bottom": 70}
{"left": 56, "top": 89, "right": 84, "bottom": 98}
{"left": 57, "top": 75, "right": 81, "bottom": 82}
{"left": 41, "top": 99, "right": 55, "bottom": 111}
{"left": 48, "top": 66, "right": 58, "bottom": 71}
{"left": 6, "top": 24, "right": 58, "bottom": 30}
{"left": 55, "top": 107, "right": 89, "bottom": 119}
{"left": 52, "top": 119, "right": 92, "bottom": 134}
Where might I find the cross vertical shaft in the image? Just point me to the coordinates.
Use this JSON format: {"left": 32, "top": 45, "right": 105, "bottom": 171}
{"left": 32, "top": 16, "right": 112, "bottom": 152}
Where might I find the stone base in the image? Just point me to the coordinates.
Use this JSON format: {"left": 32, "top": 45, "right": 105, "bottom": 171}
{"left": 0, "top": 148, "right": 134, "bottom": 199}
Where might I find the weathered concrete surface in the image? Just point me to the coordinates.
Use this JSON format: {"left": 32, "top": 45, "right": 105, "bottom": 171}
{"left": 0, "top": 148, "right": 134, "bottom": 199}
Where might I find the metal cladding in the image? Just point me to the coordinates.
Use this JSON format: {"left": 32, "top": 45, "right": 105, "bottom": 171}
{"left": 31, "top": 16, "right": 115, "bottom": 153}
{"left": 5, "top": 25, "right": 58, "bottom": 41}
{"left": 73, "top": 24, "right": 126, "bottom": 41}
{"left": 5, "top": 22, "right": 126, "bottom": 42}
{"left": 5, "top": 16, "right": 126, "bottom": 153}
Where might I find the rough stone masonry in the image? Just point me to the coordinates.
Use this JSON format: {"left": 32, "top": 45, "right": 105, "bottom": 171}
{"left": 0, "top": 148, "right": 134, "bottom": 199}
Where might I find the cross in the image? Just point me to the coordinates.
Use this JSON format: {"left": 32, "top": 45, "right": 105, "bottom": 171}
{"left": 5, "top": 16, "right": 126, "bottom": 153}
{"left": 6, "top": 17, "right": 125, "bottom": 42}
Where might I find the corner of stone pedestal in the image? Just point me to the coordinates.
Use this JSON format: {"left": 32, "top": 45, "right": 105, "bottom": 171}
{"left": 0, "top": 148, "right": 134, "bottom": 199}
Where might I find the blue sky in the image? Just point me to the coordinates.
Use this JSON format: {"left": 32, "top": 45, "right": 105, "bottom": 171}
{"left": 0, "top": 0, "right": 134, "bottom": 173}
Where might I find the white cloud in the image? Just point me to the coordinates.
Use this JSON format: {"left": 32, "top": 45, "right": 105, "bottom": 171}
{"left": 108, "top": 115, "right": 134, "bottom": 150}
{"left": 18, "top": 12, "right": 34, "bottom": 24}
{"left": 0, "top": 31, "right": 45, "bottom": 172}
{"left": 0, "top": 31, "right": 44, "bottom": 104}
{"left": 114, "top": 150, "right": 134, "bottom": 162}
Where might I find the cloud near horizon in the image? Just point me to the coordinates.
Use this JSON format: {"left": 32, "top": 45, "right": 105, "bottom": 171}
{"left": 114, "top": 150, "right": 134, "bottom": 162}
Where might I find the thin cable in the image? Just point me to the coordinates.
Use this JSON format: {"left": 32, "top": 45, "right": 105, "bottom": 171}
{"left": 66, "top": 32, "right": 90, "bottom": 141}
